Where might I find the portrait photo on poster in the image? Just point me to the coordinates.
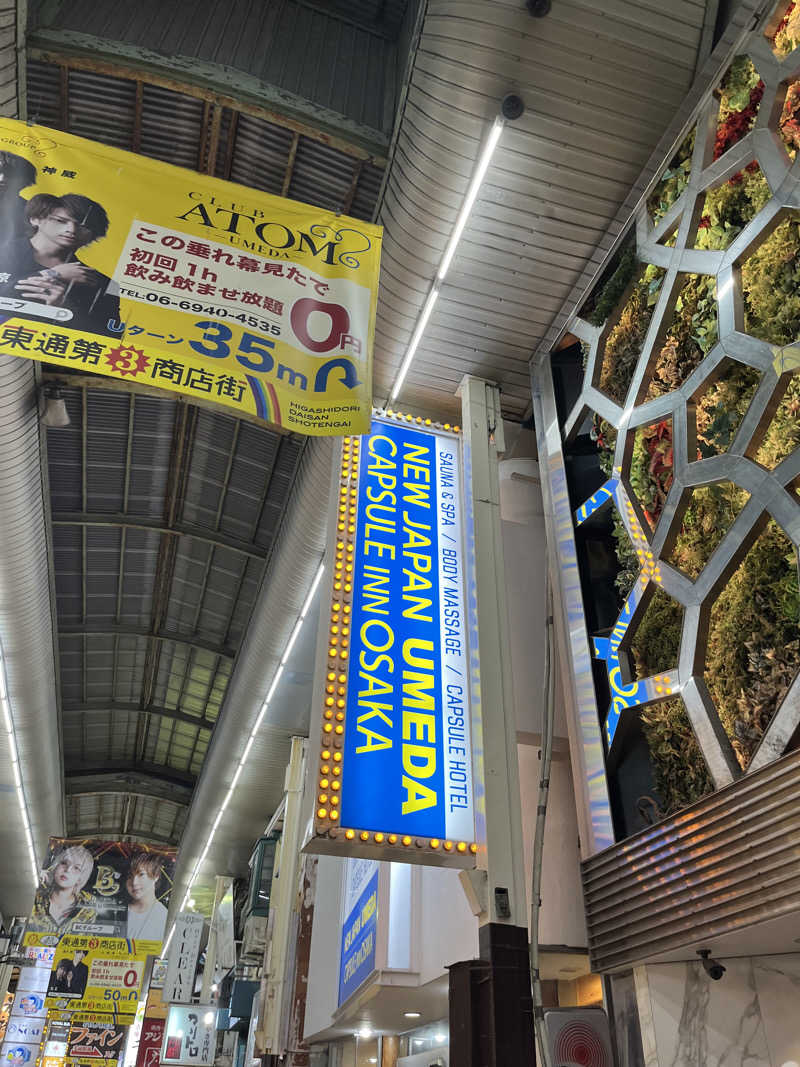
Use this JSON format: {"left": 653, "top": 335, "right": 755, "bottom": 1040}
{"left": 24, "top": 838, "right": 177, "bottom": 948}
{"left": 0, "top": 178, "right": 121, "bottom": 336}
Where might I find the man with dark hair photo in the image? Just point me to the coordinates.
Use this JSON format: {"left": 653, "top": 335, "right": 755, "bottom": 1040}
{"left": 0, "top": 192, "right": 120, "bottom": 335}
{"left": 67, "top": 950, "right": 89, "bottom": 996}
{"left": 126, "top": 852, "right": 168, "bottom": 942}
{"left": 0, "top": 151, "right": 37, "bottom": 239}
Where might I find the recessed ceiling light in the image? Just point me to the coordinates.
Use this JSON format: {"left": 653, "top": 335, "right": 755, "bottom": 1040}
{"left": 403, "top": 1012, "right": 421, "bottom": 1019}
{"left": 358, "top": 1027, "right": 372, "bottom": 1040}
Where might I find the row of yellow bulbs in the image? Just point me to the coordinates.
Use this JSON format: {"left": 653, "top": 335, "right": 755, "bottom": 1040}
{"left": 318, "top": 440, "right": 361, "bottom": 826}
{"left": 381, "top": 410, "right": 461, "bottom": 433}
{"left": 343, "top": 828, "right": 477, "bottom": 853}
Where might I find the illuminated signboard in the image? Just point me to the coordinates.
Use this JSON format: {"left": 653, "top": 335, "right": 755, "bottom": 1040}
{"left": 338, "top": 860, "right": 378, "bottom": 1005}
{"left": 306, "top": 412, "right": 479, "bottom": 866}
{"left": 161, "top": 1007, "right": 216, "bottom": 1067}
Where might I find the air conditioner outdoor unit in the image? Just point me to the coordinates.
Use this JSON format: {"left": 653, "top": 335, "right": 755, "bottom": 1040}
{"left": 543, "top": 1008, "right": 613, "bottom": 1067}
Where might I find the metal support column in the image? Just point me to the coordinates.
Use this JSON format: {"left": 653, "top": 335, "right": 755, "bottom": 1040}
{"left": 260, "top": 736, "right": 307, "bottom": 1057}
{"left": 457, "top": 376, "right": 534, "bottom": 1066}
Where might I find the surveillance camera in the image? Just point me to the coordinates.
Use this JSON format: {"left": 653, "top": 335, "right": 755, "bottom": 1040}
{"left": 697, "top": 948, "right": 726, "bottom": 981}
{"left": 501, "top": 94, "right": 525, "bottom": 121}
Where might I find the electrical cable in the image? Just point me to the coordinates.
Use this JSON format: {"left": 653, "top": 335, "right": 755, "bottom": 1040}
{"left": 530, "top": 565, "right": 554, "bottom": 1067}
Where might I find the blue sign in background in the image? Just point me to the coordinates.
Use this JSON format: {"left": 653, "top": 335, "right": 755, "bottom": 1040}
{"left": 340, "top": 419, "right": 447, "bottom": 838}
{"left": 338, "top": 869, "right": 378, "bottom": 1005}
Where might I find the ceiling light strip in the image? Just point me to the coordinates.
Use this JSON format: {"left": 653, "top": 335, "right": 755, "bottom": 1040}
{"left": 388, "top": 115, "right": 504, "bottom": 403}
{"left": 163, "top": 559, "right": 326, "bottom": 956}
{"left": 0, "top": 641, "right": 39, "bottom": 884}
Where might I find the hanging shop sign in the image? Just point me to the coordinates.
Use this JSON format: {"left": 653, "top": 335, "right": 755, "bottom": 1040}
{"left": 0, "top": 1042, "right": 38, "bottom": 1067}
{"left": 16, "top": 954, "right": 54, "bottom": 993}
{"left": 43, "top": 1016, "right": 71, "bottom": 1060}
{"left": 337, "top": 859, "right": 378, "bottom": 1006}
{"left": 4, "top": 1018, "right": 44, "bottom": 1045}
{"left": 214, "top": 881, "right": 235, "bottom": 973}
{"left": 305, "top": 412, "right": 480, "bottom": 867}
{"left": 44, "top": 935, "right": 148, "bottom": 1019}
{"left": 135, "top": 1019, "right": 165, "bottom": 1067}
{"left": 8, "top": 994, "right": 45, "bottom": 1019}
{"left": 67, "top": 1017, "right": 127, "bottom": 1066}
{"left": 161, "top": 1007, "right": 216, "bottom": 1067}
{"left": 0, "top": 119, "right": 380, "bottom": 435}
{"left": 24, "top": 838, "right": 176, "bottom": 956}
{"left": 161, "top": 913, "right": 204, "bottom": 1004}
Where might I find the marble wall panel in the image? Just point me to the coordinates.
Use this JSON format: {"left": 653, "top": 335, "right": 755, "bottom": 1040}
{"left": 638, "top": 953, "right": 800, "bottom": 1067}
{"left": 753, "top": 955, "right": 800, "bottom": 1067}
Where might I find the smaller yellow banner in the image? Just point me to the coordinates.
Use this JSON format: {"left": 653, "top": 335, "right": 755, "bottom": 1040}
{"left": 44, "top": 936, "right": 149, "bottom": 1019}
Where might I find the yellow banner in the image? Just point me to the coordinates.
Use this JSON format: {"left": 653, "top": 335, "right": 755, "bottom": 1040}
{"left": 43, "top": 936, "right": 149, "bottom": 1019}
{"left": 0, "top": 120, "right": 382, "bottom": 434}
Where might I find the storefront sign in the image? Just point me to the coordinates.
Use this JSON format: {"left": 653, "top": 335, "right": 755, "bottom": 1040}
{"left": 161, "top": 1007, "right": 216, "bottom": 1067}
{"left": 43, "top": 1016, "right": 70, "bottom": 1059}
{"left": 0, "top": 1041, "right": 38, "bottom": 1066}
{"left": 135, "top": 1019, "right": 164, "bottom": 1067}
{"left": 214, "top": 881, "right": 235, "bottom": 973}
{"left": 44, "top": 935, "right": 148, "bottom": 1018}
{"left": 337, "top": 860, "right": 378, "bottom": 1006}
{"left": 24, "top": 839, "right": 176, "bottom": 956}
{"left": 307, "top": 414, "right": 478, "bottom": 865}
{"left": 161, "top": 913, "right": 204, "bottom": 1004}
{"left": 16, "top": 958, "right": 52, "bottom": 993}
{"left": 0, "top": 119, "right": 380, "bottom": 435}
{"left": 8, "top": 994, "right": 45, "bottom": 1019}
{"left": 68, "top": 1017, "right": 127, "bottom": 1065}
{"left": 4, "top": 1019, "right": 44, "bottom": 1045}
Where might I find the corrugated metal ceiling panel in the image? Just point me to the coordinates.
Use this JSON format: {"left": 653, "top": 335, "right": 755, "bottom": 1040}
{"left": 373, "top": 0, "right": 712, "bottom": 420}
{"left": 29, "top": 0, "right": 401, "bottom": 134}
{"left": 26, "top": 60, "right": 385, "bottom": 223}
{"left": 47, "top": 385, "right": 304, "bottom": 842}
{"left": 140, "top": 84, "right": 206, "bottom": 171}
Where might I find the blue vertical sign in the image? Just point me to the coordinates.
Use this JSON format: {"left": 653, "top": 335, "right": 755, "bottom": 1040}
{"left": 339, "top": 417, "right": 474, "bottom": 844}
{"left": 338, "top": 862, "right": 378, "bottom": 1005}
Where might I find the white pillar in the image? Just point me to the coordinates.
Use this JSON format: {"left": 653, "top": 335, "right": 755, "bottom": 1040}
{"left": 458, "top": 375, "right": 527, "bottom": 928}
{"left": 261, "top": 736, "right": 307, "bottom": 1055}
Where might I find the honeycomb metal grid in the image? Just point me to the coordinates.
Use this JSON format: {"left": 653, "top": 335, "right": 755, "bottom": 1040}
{"left": 557, "top": 26, "right": 800, "bottom": 791}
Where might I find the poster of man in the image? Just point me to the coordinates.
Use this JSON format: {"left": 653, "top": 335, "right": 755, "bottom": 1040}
{"left": 24, "top": 839, "right": 176, "bottom": 949}
{"left": 48, "top": 949, "right": 89, "bottom": 996}
{"left": 0, "top": 192, "right": 121, "bottom": 336}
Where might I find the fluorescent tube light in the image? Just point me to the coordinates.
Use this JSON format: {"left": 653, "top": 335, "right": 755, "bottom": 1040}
{"left": 388, "top": 115, "right": 505, "bottom": 402}
{"left": 437, "top": 116, "right": 504, "bottom": 283}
